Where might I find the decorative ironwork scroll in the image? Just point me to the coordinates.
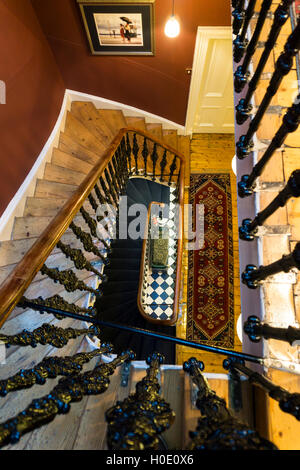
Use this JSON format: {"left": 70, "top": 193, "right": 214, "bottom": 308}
{"left": 0, "top": 343, "right": 112, "bottom": 397}
{"left": 184, "top": 357, "right": 277, "bottom": 450}
{"left": 105, "top": 352, "right": 175, "bottom": 450}
{"left": 0, "top": 349, "right": 135, "bottom": 448}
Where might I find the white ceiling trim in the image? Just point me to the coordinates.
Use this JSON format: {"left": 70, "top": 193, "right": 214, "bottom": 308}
{"left": 185, "top": 26, "right": 234, "bottom": 135}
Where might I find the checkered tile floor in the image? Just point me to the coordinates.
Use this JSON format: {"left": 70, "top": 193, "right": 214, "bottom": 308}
{"left": 141, "top": 187, "right": 178, "bottom": 320}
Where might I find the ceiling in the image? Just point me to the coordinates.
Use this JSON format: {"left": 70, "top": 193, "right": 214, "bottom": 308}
{"left": 31, "top": 0, "right": 232, "bottom": 126}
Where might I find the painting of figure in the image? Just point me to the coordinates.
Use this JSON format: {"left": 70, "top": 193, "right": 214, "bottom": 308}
{"left": 93, "top": 13, "right": 144, "bottom": 46}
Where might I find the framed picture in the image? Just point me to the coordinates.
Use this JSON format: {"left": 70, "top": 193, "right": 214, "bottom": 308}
{"left": 77, "top": 0, "right": 155, "bottom": 56}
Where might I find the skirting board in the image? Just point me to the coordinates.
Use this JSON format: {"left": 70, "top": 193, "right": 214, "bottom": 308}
{"left": 0, "top": 89, "right": 187, "bottom": 242}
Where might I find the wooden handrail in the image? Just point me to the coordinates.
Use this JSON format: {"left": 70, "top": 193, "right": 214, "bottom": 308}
{"left": 0, "top": 127, "right": 185, "bottom": 328}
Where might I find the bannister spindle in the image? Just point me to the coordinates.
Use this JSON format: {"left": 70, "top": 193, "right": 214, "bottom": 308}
{"left": 239, "top": 170, "right": 300, "bottom": 240}
{"left": 160, "top": 149, "right": 168, "bottom": 182}
{"left": 234, "top": 0, "right": 272, "bottom": 81}
{"left": 242, "top": 242, "right": 300, "bottom": 288}
{"left": 69, "top": 221, "right": 109, "bottom": 264}
{"left": 168, "top": 155, "right": 177, "bottom": 186}
{"left": 238, "top": 96, "right": 300, "bottom": 197}
{"left": 0, "top": 323, "right": 100, "bottom": 349}
{"left": 105, "top": 352, "right": 175, "bottom": 450}
{"left": 56, "top": 240, "right": 105, "bottom": 279}
{"left": 237, "top": 20, "right": 300, "bottom": 159}
{"left": 184, "top": 357, "right": 277, "bottom": 450}
{"left": 232, "top": 0, "right": 246, "bottom": 36}
{"left": 0, "top": 344, "right": 110, "bottom": 398}
{"left": 40, "top": 265, "right": 102, "bottom": 297}
{"left": 151, "top": 142, "right": 158, "bottom": 181}
{"left": 125, "top": 134, "right": 132, "bottom": 174}
{"left": 142, "top": 137, "right": 149, "bottom": 176}
{"left": 233, "top": 0, "right": 257, "bottom": 63}
{"left": 244, "top": 315, "right": 300, "bottom": 345}
{"left": 132, "top": 133, "right": 139, "bottom": 176}
{"left": 104, "top": 168, "right": 118, "bottom": 205}
{"left": 19, "top": 294, "right": 97, "bottom": 319}
{"left": 0, "top": 349, "right": 135, "bottom": 448}
{"left": 99, "top": 176, "right": 115, "bottom": 207}
{"left": 224, "top": 358, "right": 300, "bottom": 421}
{"left": 235, "top": 0, "right": 295, "bottom": 121}
{"left": 88, "top": 193, "right": 98, "bottom": 213}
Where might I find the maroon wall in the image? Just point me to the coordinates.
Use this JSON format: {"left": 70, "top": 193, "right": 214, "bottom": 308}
{"left": 31, "top": 0, "right": 231, "bottom": 126}
{"left": 0, "top": 0, "right": 65, "bottom": 216}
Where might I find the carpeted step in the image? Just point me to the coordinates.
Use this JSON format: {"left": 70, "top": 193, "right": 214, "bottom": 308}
{"left": 109, "top": 247, "right": 141, "bottom": 260}
{"left": 126, "top": 180, "right": 148, "bottom": 205}
{"left": 107, "top": 257, "right": 141, "bottom": 271}
{"left": 96, "top": 290, "right": 138, "bottom": 309}
{"left": 101, "top": 280, "right": 138, "bottom": 294}
{"left": 103, "top": 268, "right": 140, "bottom": 282}
{"left": 129, "top": 178, "right": 153, "bottom": 205}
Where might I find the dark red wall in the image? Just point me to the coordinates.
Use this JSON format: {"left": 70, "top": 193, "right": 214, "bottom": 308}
{"left": 0, "top": 0, "right": 65, "bottom": 216}
{"left": 31, "top": 0, "right": 231, "bottom": 126}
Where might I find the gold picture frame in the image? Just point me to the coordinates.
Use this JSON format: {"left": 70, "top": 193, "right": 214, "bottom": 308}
{"left": 77, "top": 0, "right": 155, "bottom": 56}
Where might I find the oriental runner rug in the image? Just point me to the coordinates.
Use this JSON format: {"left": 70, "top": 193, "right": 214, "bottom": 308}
{"left": 187, "top": 173, "right": 234, "bottom": 349}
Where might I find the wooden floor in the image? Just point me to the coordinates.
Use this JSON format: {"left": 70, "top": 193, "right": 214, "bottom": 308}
{"left": 176, "top": 133, "right": 242, "bottom": 373}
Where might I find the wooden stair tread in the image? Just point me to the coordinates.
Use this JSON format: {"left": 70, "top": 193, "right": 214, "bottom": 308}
{"left": 125, "top": 116, "right": 146, "bottom": 131}
{"left": 58, "top": 132, "right": 100, "bottom": 166}
{"left": 162, "top": 129, "right": 178, "bottom": 150}
{"left": 97, "top": 109, "right": 127, "bottom": 136}
{"left": 64, "top": 111, "right": 106, "bottom": 155}
{"left": 35, "top": 179, "right": 78, "bottom": 199}
{"left": 52, "top": 148, "right": 93, "bottom": 175}
{"left": 71, "top": 102, "right": 114, "bottom": 146}
{"left": 44, "top": 163, "right": 86, "bottom": 187}
{"left": 145, "top": 123, "right": 163, "bottom": 140}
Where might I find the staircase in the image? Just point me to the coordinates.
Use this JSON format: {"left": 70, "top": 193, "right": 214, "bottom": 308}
{"left": 0, "top": 100, "right": 190, "bottom": 449}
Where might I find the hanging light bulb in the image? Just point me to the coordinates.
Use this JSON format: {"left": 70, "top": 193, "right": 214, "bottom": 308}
{"left": 164, "top": 0, "right": 180, "bottom": 38}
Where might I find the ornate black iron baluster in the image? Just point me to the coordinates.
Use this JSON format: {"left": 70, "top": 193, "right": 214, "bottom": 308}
{"left": 69, "top": 221, "right": 109, "bottom": 263}
{"left": 0, "top": 323, "right": 100, "bottom": 349}
{"left": 244, "top": 315, "right": 300, "bottom": 345}
{"left": 239, "top": 170, "right": 300, "bottom": 240}
{"left": 242, "top": 242, "right": 300, "bottom": 288}
{"left": 237, "top": 21, "right": 300, "bottom": 159}
{"left": 88, "top": 193, "right": 98, "bottom": 213}
{"left": 168, "top": 155, "right": 177, "bottom": 186}
{"left": 0, "top": 349, "right": 135, "bottom": 448}
{"left": 108, "top": 160, "right": 121, "bottom": 198}
{"left": 0, "top": 343, "right": 111, "bottom": 397}
{"left": 160, "top": 149, "right": 168, "bottom": 182}
{"left": 112, "top": 152, "right": 124, "bottom": 195}
{"left": 19, "top": 294, "right": 96, "bottom": 319}
{"left": 235, "top": 0, "right": 295, "bottom": 116}
{"left": 151, "top": 143, "right": 158, "bottom": 181}
{"left": 234, "top": 0, "right": 272, "bottom": 84}
{"left": 125, "top": 134, "right": 132, "bottom": 175}
{"left": 224, "top": 358, "right": 300, "bottom": 421}
{"left": 238, "top": 96, "right": 300, "bottom": 197}
{"left": 104, "top": 168, "right": 118, "bottom": 205}
{"left": 132, "top": 133, "right": 139, "bottom": 176}
{"left": 94, "top": 182, "right": 106, "bottom": 206}
{"left": 79, "top": 206, "right": 111, "bottom": 252}
{"left": 232, "top": 0, "right": 246, "bottom": 36}
{"left": 233, "top": 0, "right": 257, "bottom": 63}
{"left": 40, "top": 265, "right": 102, "bottom": 297}
{"left": 142, "top": 137, "right": 149, "bottom": 176}
{"left": 99, "top": 176, "right": 115, "bottom": 207}
{"left": 184, "top": 357, "right": 276, "bottom": 449}
{"left": 56, "top": 240, "right": 105, "bottom": 279}
{"left": 106, "top": 352, "right": 175, "bottom": 450}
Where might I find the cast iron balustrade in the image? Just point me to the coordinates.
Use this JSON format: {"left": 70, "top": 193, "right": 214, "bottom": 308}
{"left": 242, "top": 242, "right": 300, "bottom": 288}
{"left": 238, "top": 96, "right": 300, "bottom": 197}
{"left": 183, "top": 357, "right": 277, "bottom": 449}
{"left": 0, "top": 348, "right": 134, "bottom": 448}
{"left": 244, "top": 315, "right": 300, "bottom": 346}
{"left": 237, "top": 20, "right": 300, "bottom": 159}
{"left": 239, "top": 170, "right": 300, "bottom": 240}
{"left": 233, "top": 0, "right": 257, "bottom": 63}
{"left": 232, "top": 0, "right": 246, "bottom": 36}
{"left": 235, "top": 0, "right": 295, "bottom": 118}
{"left": 224, "top": 358, "right": 300, "bottom": 421}
{"left": 234, "top": 0, "right": 272, "bottom": 85}
{"left": 106, "top": 352, "right": 175, "bottom": 450}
